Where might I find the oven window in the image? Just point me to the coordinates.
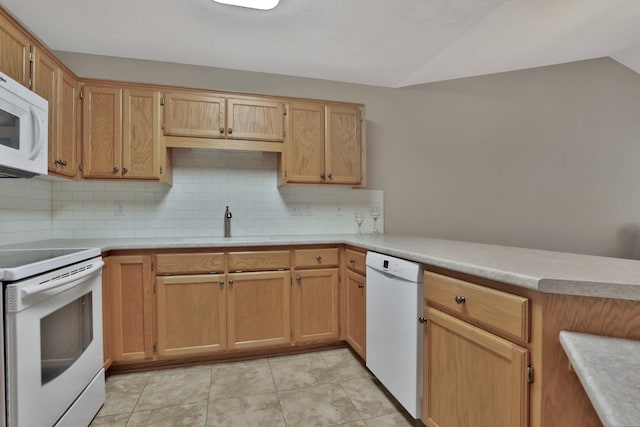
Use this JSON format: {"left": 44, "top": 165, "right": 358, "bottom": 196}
{"left": 40, "top": 292, "right": 93, "bottom": 385}
{"left": 0, "top": 109, "right": 20, "bottom": 149}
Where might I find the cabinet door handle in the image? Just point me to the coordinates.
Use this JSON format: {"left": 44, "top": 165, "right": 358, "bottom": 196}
{"left": 296, "top": 275, "right": 301, "bottom": 282}
{"left": 320, "top": 173, "right": 326, "bottom": 180}
{"left": 113, "top": 166, "right": 119, "bottom": 173}
{"left": 349, "top": 258, "right": 356, "bottom": 264}
{"left": 327, "top": 173, "right": 332, "bottom": 179}
{"left": 418, "top": 316, "right": 427, "bottom": 324}
{"left": 54, "top": 159, "right": 61, "bottom": 166}
{"left": 123, "top": 167, "right": 129, "bottom": 174}
{"left": 60, "top": 160, "right": 67, "bottom": 166}
{"left": 228, "top": 127, "right": 233, "bottom": 134}
{"left": 455, "top": 295, "right": 466, "bottom": 304}
{"left": 228, "top": 279, "right": 234, "bottom": 285}
{"left": 358, "top": 283, "right": 364, "bottom": 288}
{"left": 219, "top": 127, "right": 225, "bottom": 134}
{"left": 218, "top": 280, "right": 225, "bottom": 286}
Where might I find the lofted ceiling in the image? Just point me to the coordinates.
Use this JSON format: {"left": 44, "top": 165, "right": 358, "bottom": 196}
{"left": 2, "top": 0, "right": 640, "bottom": 88}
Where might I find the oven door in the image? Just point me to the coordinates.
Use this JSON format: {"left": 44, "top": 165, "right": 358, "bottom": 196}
{"left": 4, "top": 259, "right": 104, "bottom": 427}
{"left": 0, "top": 72, "right": 47, "bottom": 177}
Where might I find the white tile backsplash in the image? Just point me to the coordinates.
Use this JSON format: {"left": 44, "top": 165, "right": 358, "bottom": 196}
{"left": 47, "top": 150, "right": 384, "bottom": 239}
{"left": 0, "top": 177, "right": 52, "bottom": 245}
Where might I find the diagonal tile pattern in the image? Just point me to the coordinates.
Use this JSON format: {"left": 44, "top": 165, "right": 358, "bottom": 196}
{"left": 90, "top": 348, "right": 424, "bottom": 427}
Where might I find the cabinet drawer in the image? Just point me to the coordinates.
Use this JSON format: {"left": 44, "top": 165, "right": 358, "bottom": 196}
{"left": 294, "top": 248, "right": 340, "bottom": 268}
{"left": 345, "top": 249, "right": 366, "bottom": 275}
{"left": 228, "top": 251, "right": 290, "bottom": 272}
{"left": 425, "top": 271, "right": 529, "bottom": 342}
{"left": 155, "top": 253, "right": 225, "bottom": 275}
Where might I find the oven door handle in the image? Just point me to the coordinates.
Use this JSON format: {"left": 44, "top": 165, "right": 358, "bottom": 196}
{"left": 21, "top": 260, "right": 104, "bottom": 298}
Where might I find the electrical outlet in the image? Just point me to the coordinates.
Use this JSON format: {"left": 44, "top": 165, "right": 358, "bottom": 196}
{"left": 114, "top": 203, "right": 126, "bottom": 217}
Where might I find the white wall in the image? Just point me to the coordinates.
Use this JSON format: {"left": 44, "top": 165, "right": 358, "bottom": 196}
{"left": 50, "top": 150, "right": 383, "bottom": 239}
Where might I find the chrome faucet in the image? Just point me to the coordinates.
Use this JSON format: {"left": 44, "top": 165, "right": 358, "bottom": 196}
{"left": 224, "top": 206, "right": 232, "bottom": 237}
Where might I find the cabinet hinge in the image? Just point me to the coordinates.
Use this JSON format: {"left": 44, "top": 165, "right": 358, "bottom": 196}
{"left": 152, "top": 342, "right": 157, "bottom": 353}
{"left": 283, "top": 129, "right": 286, "bottom": 138}
{"left": 283, "top": 105, "right": 287, "bottom": 116}
{"left": 527, "top": 364, "right": 534, "bottom": 384}
{"left": 29, "top": 52, "right": 34, "bottom": 62}
{"left": 160, "top": 97, "right": 165, "bottom": 106}
{"left": 161, "top": 123, "right": 165, "bottom": 130}
{"left": 28, "top": 78, "right": 32, "bottom": 89}
{"left": 160, "top": 166, "right": 163, "bottom": 174}
{"left": 284, "top": 170, "right": 288, "bottom": 178}
{"left": 79, "top": 90, "right": 83, "bottom": 100}
{"left": 78, "top": 163, "right": 83, "bottom": 172}
{"left": 153, "top": 282, "right": 157, "bottom": 293}
{"left": 151, "top": 261, "right": 155, "bottom": 271}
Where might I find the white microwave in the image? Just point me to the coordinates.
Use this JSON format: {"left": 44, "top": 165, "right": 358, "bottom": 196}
{"left": 0, "top": 71, "right": 48, "bottom": 178}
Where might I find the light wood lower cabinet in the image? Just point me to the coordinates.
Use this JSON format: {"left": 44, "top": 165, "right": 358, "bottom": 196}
{"left": 156, "top": 274, "right": 227, "bottom": 357}
{"left": 105, "top": 255, "right": 154, "bottom": 362}
{"left": 423, "top": 307, "right": 529, "bottom": 427}
{"left": 293, "top": 268, "right": 339, "bottom": 343}
{"left": 227, "top": 271, "right": 291, "bottom": 350}
{"left": 345, "top": 270, "right": 366, "bottom": 359}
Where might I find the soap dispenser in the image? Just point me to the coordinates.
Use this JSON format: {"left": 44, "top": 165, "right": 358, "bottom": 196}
{"left": 224, "top": 206, "right": 232, "bottom": 237}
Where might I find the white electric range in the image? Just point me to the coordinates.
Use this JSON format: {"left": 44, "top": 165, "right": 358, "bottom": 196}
{"left": 0, "top": 247, "right": 105, "bottom": 427}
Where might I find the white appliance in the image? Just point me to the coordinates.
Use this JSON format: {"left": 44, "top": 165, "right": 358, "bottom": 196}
{"left": 0, "top": 71, "right": 48, "bottom": 178}
{"left": 0, "top": 248, "right": 105, "bottom": 427}
{"left": 366, "top": 251, "right": 423, "bottom": 419}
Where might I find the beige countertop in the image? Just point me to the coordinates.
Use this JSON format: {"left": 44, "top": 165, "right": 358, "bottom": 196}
{"left": 560, "top": 331, "right": 640, "bottom": 427}
{"left": 4, "top": 234, "right": 640, "bottom": 301}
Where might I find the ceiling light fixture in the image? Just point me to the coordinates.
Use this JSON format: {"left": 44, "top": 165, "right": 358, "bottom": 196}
{"left": 213, "top": 0, "right": 280, "bottom": 10}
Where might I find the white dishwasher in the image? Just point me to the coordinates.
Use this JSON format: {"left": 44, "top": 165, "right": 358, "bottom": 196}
{"left": 366, "top": 251, "right": 423, "bottom": 419}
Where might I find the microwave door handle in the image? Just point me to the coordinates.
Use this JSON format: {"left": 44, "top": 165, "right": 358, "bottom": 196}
{"left": 28, "top": 105, "right": 44, "bottom": 160}
{"left": 20, "top": 260, "right": 104, "bottom": 298}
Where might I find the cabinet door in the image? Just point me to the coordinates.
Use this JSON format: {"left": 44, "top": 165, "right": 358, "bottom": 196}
{"left": 345, "top": 270, "right": 366, "bottom": 359}
{"left": 102, "top": 259, "right": 112, "bottom": 369}
{"left": 31, "top": 48, "right": 58, "bottom": 172}
{"left": 227, "top": 271, "right": 291, "bottom": 350}
{"left": 284, "top": 101, "right": 325, "bottom": 183}
{"left": 82, "top": 85, "right": 123, "bottom": 178}
{"left": 226, "top": 97, "right": 284, "bottom": 141}
{"left": 163, "top": 92, "right": 225, "bottom": 138}
{"left": 293, "top": 268, "right": 339, "bottom": 343}
{"left": 123, "top": 88, "right": 160, "bottom": 179}
{"left": 0, "top": 13, "right": 30, "bottom": 87}
{"left": 55, "top": 70, "right": 78, "bottom": 178}
{"left": 106, "top": 255, "right": 154, "bottom": 362}
{"left": 156, "top": 274, "right": 227, "bottom": 357}
{"left": 325, "top": 104, "right": 361, "bottom": 184}
{"left": 423, "top": 307, "right": 529, "bottom": 427}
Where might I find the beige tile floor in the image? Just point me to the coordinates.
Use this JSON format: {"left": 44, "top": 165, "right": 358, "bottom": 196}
{"left": 90, "top": 348, "right": 424, "bottom": 427}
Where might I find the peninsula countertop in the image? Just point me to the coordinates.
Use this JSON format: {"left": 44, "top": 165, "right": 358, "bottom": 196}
{"left": 3, "top": 234, "right": 640, "bottom": 301}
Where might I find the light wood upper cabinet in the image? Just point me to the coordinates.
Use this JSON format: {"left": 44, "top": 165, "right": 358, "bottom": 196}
{"left": 284, "top": 101, "right": 325, "bottom": 183}
{"left": 55, "top": 70, "right": 78, "bottom": 178}
{"left": 31, "top": 48, "right": 58, "bottom": 172}
{"left": 423, "top": 307, "right": 529, "bottom": 427}
{"left": 282, "top": 103, "right": 364, "bottom": 185}
{"left": 226, "top": 97, "right": 284, "bottom": 141}
{"left": 293, "top": 268, "right": 340, "bottom": 343}
{"left": 82, "top": 84, "right": 165, "bottom": 181}
{"left": 326, "top": 104, "right": 361, "bottom": 184}
{"left": 105, "top": 255, "right": 155, "bottom": 362}
{"left": 163, "top": 92, "right": 225, "bottom": 138}
{"left": 156, "top": 274, "right": 227, "bottom": 357}
{"left": 162, "top": 92, "right": 286, "bottom": 150}
{"left": 123, "top": 88, "right": 161, "bottom": 179}
{"left": 81, "top": 85, "right": 123, "bottom": 178}
{"left": 0, "top": 12, "right": 31, "bottom": 87}
{"left": 32, "top": 50, "right": 78, "bottom": 178}
{"left": 227, "top": 271, "right": 291, "bottom": 350}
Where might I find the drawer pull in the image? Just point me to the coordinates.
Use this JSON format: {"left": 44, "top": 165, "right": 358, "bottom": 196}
{"left": 455, "top": 295, "right": 466, "bottom": 305}
{"left": 349, "top": 258, "right": 356, "bottom": 264}
{"left": 316, "top": 255, "right": 322, "bottom": 261}
{"left": 418, "top": 316, "right": 427, "bottom": 324}
{"left": 358, "top": 283, "right": 364, "bottom": 288}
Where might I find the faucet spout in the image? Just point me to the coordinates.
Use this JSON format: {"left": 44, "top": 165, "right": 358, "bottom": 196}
{"left": 224, "top": 206, "right": 232, "bottom": 238}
